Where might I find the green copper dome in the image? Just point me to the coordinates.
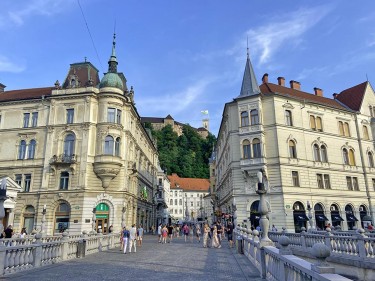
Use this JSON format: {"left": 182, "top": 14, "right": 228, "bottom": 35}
{"left": 99, "top": 72, "right": 124, "bottom": 90}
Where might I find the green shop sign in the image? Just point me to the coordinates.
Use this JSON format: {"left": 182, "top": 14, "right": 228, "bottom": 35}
{"left": 96, "top": 214, "right": 108, "bottom": 219}
{"left": 96, "top": 203, "right": 109, "bottom": 211}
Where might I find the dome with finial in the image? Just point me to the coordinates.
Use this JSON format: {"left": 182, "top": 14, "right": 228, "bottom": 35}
{"left": 99, "top": 33, "right": 124, "bottom": 91}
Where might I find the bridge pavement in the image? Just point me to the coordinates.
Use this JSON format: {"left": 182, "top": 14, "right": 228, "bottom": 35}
{"left": 5, "top": 234, "right": 263, "bottom": 281}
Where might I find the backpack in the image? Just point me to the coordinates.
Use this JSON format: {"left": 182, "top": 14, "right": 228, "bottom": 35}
{"left": 123, "top": 230, "right": 129, "bottom": 238}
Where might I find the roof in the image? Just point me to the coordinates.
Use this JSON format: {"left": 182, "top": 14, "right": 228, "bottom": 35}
{"left": 0, "top": 87, "right": 54, "bottom": 102}
{"left": 168, "top": 173, "right": 209, "bottom": 192}
{"left": 238, "top": 55, "right": 260, "bottom": 98}
{"left": 335, "top": 81, "right": 368, "bottom": 111}
{"left": 141, "top": 117, "right": 165, "bottom": 123}
{"left": 259, "top": 83, "right": 348, "bottom": 110}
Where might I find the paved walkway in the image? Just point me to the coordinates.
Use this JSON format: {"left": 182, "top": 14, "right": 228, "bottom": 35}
{"left": 6, "top": 235, "right": 263, "bottom": 281}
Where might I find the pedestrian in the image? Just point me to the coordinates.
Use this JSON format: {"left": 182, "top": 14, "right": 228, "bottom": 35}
{"left": 20, "top": 227, "right": 27, "bottom": 239}
{"left": 196, "top": 224, "right": 201, "bottom": 243}
{"left": 122, "top": 227, "right": 130, "bottom": 254}
{"left": 4, "top": 225, "right": 13, "bottom": 238}
{"left": 162, "top": 225, "right": 168, "bottom": 244}
{"left": 167, "top": 224, "right": 173, "bottom": 243}
{"left": 157, "top": 223, "right": 162, "bottom": 243}
{"left": 189, "top": 224, "right": 194, "bottom": 243}
{"left": 137, "top": 224, "right": 144, "bottom": 247}
{"left": 108, "top": 225, "right": 113, "bottom": 233}
{"left": 129, "top": 224, "right": 137, "bottom": 253}
{"left": 216, "top": 221, "right": 222, "bottom": 246}
{"left": 182, "top": 224, "right": 189, "bottom": 242}
{"left": 151, "top": 225, "right": 155, "bottom": 235}
{"left": 226, "top": 221, "right": 234, "bottom": 248}
{"left": 271, "top": 224, "right": 278, "bottom": 232}
{"left": 211, "top": 225, "right": 220, "bottom": 248}
{"left": 203, "top": 223, "right": 210, "bottom": 248}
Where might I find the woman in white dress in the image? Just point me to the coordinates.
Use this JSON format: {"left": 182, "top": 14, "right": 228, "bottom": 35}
{"left": 211, "top": 225, "right": 220, "bottom": 248}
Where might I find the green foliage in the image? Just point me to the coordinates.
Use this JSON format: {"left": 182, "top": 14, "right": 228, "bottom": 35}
{"left": 150, "top": 124, "right": 216, "bottom": 178}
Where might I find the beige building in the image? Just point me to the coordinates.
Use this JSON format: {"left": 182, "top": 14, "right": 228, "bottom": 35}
{"left": 0, "top": 35, "right": 162, "bottom": 235}
{"left": 215, "top": 52, "right": 375, "bottom": 232}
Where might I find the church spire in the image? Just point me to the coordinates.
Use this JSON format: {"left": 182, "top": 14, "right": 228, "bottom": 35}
{"left": 238, "top": 48, "right": 260, "bottom": 98}
{"left": 108, "top": 33, "right": 118, "bottom": 73}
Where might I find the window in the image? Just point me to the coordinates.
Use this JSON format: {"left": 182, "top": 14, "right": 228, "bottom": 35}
{"left": 289, "top": 140, "right": 297, "bottom": 158}
{"left": 23, "top": 113, "right": 30, "bottom": 128}
{"left": 243, "top": 140, "right": 251, "bottom": 159}
{"left": 346, "top": 176, "right": 358, "bottom": 191}
{"left": 292, "top": 171, "right": 299, "bottom": 187}
{"left": 66, "top": 109, "right": 74, "bottom": 124}
{"left": 344, "top": 123, "right": 350, "bottom": 137}
{"left": 321, "top": 146, "right": 328, "bottom": 162}
{"left": 353, "top": 177, "right": 359, "bottom": 191}
{"left": 316, "top": 117, "right": 322, "bottom": 131}
{"left": 24, "top": 174, "right": 31, "bottom": 192}
{"left": 241, "top": 111, "right": 249, "bottom": 126}
{"left": 252, "top": 138, "right": 261, "bottom": 158}
{"left": 363, "top": 126, "right": 369, "bottom": 140}
{"left": 317, "top": 174, "right": 324, "bottom": 189}
{"left": 107, "top": 108, "right": 122, "bottom": 124}
{"left": 338, "top": 121, "right": 344, "bottom": 136}
{"left": 197, "top": 202, "right": 200, "bottom": 207}
{"left": 369, "top": 152, "right": 375, "bottom": 168}
{"left": 115, "top": 137, "right": 121, "bottom": 157}
{"left": 310, "top": 116, "right": 316, "bottom": 130}
{"left": 346, "top": 176, "right": 353, "bottom": 190}
{"left": 175, "top": 199, "right": 177, "bottom": 205}
{"left": 250, "top": 109, "right": 259, "bottom": 125}
{"left": 15, "top": 174, "right": 22, "bottom": 186}
{"left": 28, "top": 140, "right": 36, "bottom": 159}
{"left": 60, "top": 172, "right": 69, "bottom": 190}
{"left": 324, "top": 174, "right": 331, "bottom": 189}
{"left": 31, "top": 112, "right": 38, "bottom": 127}
{"left": 170, "top": 199, "right": 173, "bottom": 205}
{"left": 343, "top": 148, "right": 349, "bottom": 165}
{"left": 18, "top": 140, "right": 26, "bottom": 159}
{"left": 348, "top": 149, "right": 355, "bottom": 166}
{"left": 191, "top": 202, "right": 193, "bottom": 207}
{"left": 179, "top": 199, "right": 182, "bottom": 205}
{"left": 64, "top": 134, "right": 75, "bottom": 156}
{"left": 179, "top": 209, "right": 182, "bottom": 214}
{"left": 285, "top": 110, "right": 292, "bottom": 126}
{"left": 372, "top": 179, "right": 375, "bottom": 191}
{"left": 104, "top": 135, "right": 114, "bottom": 155}
{"left": 174, "top": 191, "right": 177, "bottom": 196}
{"left": 313, "top": 144, "right": 320, "bottom": 162}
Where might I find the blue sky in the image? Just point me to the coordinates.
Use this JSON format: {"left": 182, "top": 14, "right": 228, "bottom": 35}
{"left": 1, "top": 1, "right": 375, "bottom": 136}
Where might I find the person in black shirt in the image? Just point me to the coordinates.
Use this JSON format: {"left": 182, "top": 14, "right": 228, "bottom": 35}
{"left": 226, "top": 221, "right": 234, "bottom": 248}
{"left": 4, "top": 225, "right": 13, "bottom": 238}
{"left": 216, "top": 221, "right": 222, "bottom": 248}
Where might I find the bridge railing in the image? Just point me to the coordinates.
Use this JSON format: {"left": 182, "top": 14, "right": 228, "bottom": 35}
{"left": 0, "top": 231, "right": 121, "bottom": 276}
{"left": 235, "top": 227, "right": 351, "bottom": 281}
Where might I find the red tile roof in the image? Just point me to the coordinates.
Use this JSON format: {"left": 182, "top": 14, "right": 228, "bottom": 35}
{"left": 168, "top": 173, "right": 209, "bottom": 192}
{"left": 259, "top": 83, "right": 348, "bottom": 110}
{"left": 335, "top": 82, "right": 368, "bottom": 111}
{"left": 0, "top": 87, "right": 53, "bottom": 102}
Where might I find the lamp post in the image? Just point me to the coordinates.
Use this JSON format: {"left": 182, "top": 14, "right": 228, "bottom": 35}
{"left": 92, "top": 207, "right": 97, "bottom": 234}
{"left": 256, "top": 169, "right": 273, "bottom": 247}
{"left": 307, "top": 201, "right": 314, "bottom": 231}
{"left": 41, "top": 204, "right": 47, "bottom": 235}
{"left": 0, "top": 178, "right": 7, "bottom": 234}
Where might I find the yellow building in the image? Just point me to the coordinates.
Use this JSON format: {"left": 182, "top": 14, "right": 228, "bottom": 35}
{"left": 0, "top": 35, "right": 160, "bottom": 235}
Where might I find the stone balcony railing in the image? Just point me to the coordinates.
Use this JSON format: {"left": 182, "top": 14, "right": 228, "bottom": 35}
{"left": 0, "top": 231, "right": 120, "bottom": 276}
{"left": 50, "top": 154, "right": 77, "bottom": 164}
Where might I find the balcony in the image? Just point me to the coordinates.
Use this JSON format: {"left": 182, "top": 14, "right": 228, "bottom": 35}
{"left": 239, "top": 125, "right": 263, "bottom": 135}
{"left": 93, "top": 155, "right": 123, "bottom": 189}
{"left": 50, "top": 154, "right": 77, "bottom": 174}
{"left": 240, "top": 157, "right": 266, "bottom": 166}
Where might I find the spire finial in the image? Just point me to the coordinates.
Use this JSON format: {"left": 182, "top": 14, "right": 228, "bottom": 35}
{"left": 108, "top": 32, "right": 118, "bottom": 73}
{"left": 247, "top": 36, "right": 249, "bottom": 59}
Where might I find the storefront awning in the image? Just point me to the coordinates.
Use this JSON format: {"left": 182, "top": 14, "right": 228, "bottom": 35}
{"left": 331, "top": 214, "right": 344, "bottom": 222}
{"left": 315, "top": 214, "right": 329, "bottom": 222}
{"left": 294, "top": 213, "right": 309, "bottom": 222}
{"left": 346, "top": 214, "right": 359, "bottom": 222}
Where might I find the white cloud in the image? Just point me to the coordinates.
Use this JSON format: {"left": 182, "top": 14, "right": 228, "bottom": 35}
{"left": 0, "top": 56, "right": 25, "bottom": 73}
{"left": 245, "top": 6, "right": 332, "bottom": 65}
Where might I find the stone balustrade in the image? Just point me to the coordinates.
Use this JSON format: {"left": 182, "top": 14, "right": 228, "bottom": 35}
{"left": 235, "top": 227, "right": 351, "bottom": 281}
{"left": 0, "top": 231, "right": 121, "bottom": 276}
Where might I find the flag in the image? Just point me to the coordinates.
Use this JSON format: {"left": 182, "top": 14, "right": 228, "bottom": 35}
{"left": 201, "top": 110, "right": 209, "bottom": 115}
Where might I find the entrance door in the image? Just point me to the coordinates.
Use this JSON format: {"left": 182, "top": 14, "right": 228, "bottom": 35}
{"left": 96, "top": 218, "right": 108, "bottom": 233}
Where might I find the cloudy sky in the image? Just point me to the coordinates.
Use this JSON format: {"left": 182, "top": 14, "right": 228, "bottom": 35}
{"left": 1, "top": 0, "right": 375, "bottom": 135}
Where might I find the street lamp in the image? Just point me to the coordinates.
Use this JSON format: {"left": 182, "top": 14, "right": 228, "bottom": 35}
{"left": 41, "top": 204, "right": 47, "bottom": 235}
{"left": 256, "top": 169, "right": 273, "bottom": 247}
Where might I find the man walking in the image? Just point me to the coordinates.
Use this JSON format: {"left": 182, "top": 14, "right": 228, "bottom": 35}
{"left": 216, "top": 221, "right": 222, "bottom": 248}
{"left": 226, "top": 221, "right": 234, "bottom": 248}
{"left": 137, "top": 224, "right": 144, "bottom": 247}
{"left": 122, "top": 227, "right": 130, "bottom": 254}
{"left": 129, "top": 224, "right": 137, "bottom": 253}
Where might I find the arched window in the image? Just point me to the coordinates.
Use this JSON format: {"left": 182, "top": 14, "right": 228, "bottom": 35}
{"left": 241, "top": 111, "right": 249, "bottom": 127}
{"left": 289, "top": 140, "right": 297, "bottom": 158}
{"left": 18, "top": 140, "right": 26, "bottom": 159}
{"left": 252, "top": 138, "right": 261, "bottom": 158}
{"left": 285, "top": 110, "right": 292, "bottom": 126}
{"left": 349, "top": 149, "right": 356, "bottom": 166}
{"left": 321, "top": 145, "right": 328, "bottom": 162}
{"left": 104, "top": 135, "right": 114, "bottom": 155}
{"left": 175, "top": 199, "right": 177, "bottom": 205}
{"left": 313, "top": 144, "right": 320, "bottom": 161}
{"left": 243, "top": 140, "right": 251, "bottom": 159}
{"left": 250, "top": 109, "right": 259, "bottom": 125}
{"left": 115, "top": 137, "right": 121, "bottom": 156}
{"left": 316, "top": 117, "right": 323, "bottom": 131}
{"left": 55, "top": 202, "right": 70, "bottom": 232}
{"left": 363, "top": 126, "right": 369, "bottom": 140}
{"left": 343, "top": 148, "right": 349, "bottom": 165}
{"left": 310, "top": 116, "right": 316, "bottom": 130}
{"left": 338, "top": 121, "right": 344, "bottom": 136}
{"left": 170, "top": 199, "right": 173, "bottom": 205}
{"left": 64, "top": 134, "right": 75, "bottom": 156}
{"left": 28, "top": 139, "right": 36, "bottom": 159}
{"left": 344, "top": 123, "right": 350, "bottom": 137}
{"left": 369, "top": 152, "right": 375, "bottom": 168}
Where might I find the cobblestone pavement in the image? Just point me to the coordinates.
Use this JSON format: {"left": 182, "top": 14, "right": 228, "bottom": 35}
{"left": 5, "top": 235, "right": 264, "bottom": 281}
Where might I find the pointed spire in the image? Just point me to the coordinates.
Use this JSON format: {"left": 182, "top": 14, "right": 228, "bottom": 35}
{"left": 108, "top": 33, "right": 118, "bottom": 73}
{"left": 238, "top": 48, "right": 260, "bottom": 98}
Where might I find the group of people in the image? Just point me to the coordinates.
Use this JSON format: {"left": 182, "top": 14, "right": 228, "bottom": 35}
{"left": 201, "top": 221, "right": 235, "bottom": 249}
{"left": 0, "top": 225, "right": 28, "bottom": 239}
{"left": 120, "top": 224, "right": 144, "bottom": 254}
{"left": 156, "top": 224, "right": 180, "bottom": 243}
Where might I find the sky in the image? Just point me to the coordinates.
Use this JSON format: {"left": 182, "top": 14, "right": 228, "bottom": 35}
{"left": 1, "top": 1, "right": 375, "bottom": 136}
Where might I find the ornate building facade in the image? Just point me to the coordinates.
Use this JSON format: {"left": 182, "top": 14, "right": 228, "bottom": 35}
{"left": 215, "top": 52, "right": 375, "bottom": 232}
{"left": 0, "top": 35, "right": 163, "bottom": 235}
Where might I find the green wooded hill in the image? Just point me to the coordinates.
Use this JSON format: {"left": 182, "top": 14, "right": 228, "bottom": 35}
{"left": 144, "top": 123, "right": 216, "bottom": 179}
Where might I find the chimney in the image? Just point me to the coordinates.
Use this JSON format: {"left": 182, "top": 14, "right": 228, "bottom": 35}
{"left": 314, "top": 87, "right": 323, "bottom": 97}
{"left": 290, "top": 80, "right": 301, "bottom": 90}
{"left": 262, "top": 73, "right": 269, "bottom": 83}
{"left": 0, "top": 83, "right": 6, "bottom": 93}
{"left": 277, "top": 77, "right": 285, "bottom": 86}
{"left": 333, "top": 93, "right": 338, "bottom": 99}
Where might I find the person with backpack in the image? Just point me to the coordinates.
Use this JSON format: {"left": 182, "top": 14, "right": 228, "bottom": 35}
{"left": 122, "top": 227, "right": 130, "bottom": 254}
